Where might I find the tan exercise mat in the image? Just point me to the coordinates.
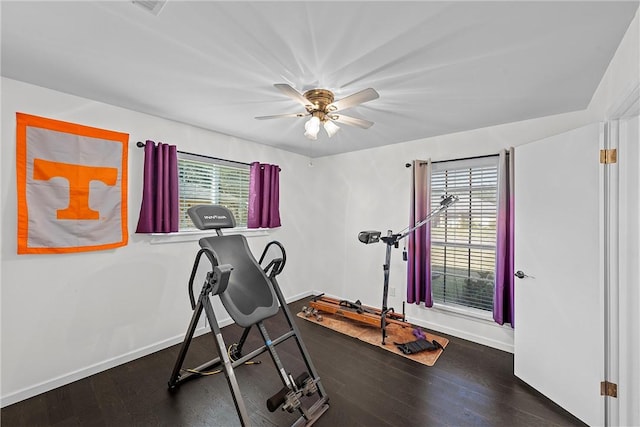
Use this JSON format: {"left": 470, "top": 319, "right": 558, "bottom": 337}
{"left": 297, "top": 310, "right": 448, "bottom": 367}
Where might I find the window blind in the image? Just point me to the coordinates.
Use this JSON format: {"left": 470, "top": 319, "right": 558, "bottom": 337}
{"left": 177, "top": 153, "right": 250, "bottom": 230}
{"left": 430, "top": 160, "right": 498, "bottom": 311}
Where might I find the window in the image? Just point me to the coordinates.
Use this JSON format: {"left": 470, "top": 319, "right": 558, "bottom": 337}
{"left": 430, "top": 156, "right": 498, "bottom": 312}
{"left": 177, "top": 152, "right": 250, "bottom": 230}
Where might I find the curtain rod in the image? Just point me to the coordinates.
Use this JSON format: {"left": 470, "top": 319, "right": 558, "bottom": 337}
{"left": 404, "top": 152, "right": 505, "bottom": 168}
{"left": 136, "top": 141, "right": 251, "bottom": 167}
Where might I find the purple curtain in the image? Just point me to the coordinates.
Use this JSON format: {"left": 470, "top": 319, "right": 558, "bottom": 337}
{"left": 493, "top": 148, "right": 515, "bottom": 326}
{"left": 135, "top": 140, "right": 179, "bottom": 233}
{"left": 247, "top": 162, "right": 281, "bottom": 228}
{"left": 407, "top": 160, "right": 433, "bottom": 306}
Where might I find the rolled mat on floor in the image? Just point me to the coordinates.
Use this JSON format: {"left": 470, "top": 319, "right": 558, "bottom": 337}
{"left": 296, "top": 310, "right": 448, "bottom": 367}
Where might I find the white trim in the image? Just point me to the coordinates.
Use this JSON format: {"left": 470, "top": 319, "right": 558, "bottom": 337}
{"left": 431, "top": 154, "right": 499, "bottom": 172}
{"left": 602, "top": 121, "right": 617, "bottom": 427}
{"left": 312, "top": 291, "right": 513, "bottom": 353}
{"left": 0, "top": 290, "right": 314, "bottom": 408}
{"left": 148, "top": 227, "right": 270, "bottom": 244}
{"left": 0, "top": 325, "right": 214, "bottom": 408}
{"left": 603, "top": 84, "right": 639, "bottom": 426}
{"left": 431, "top": 302, "right": 495, "bottom": 323}
{"left": 616, "top": 115, "right": 640, "bottom": 427}
{"left": 283, "top": 290, "right": 317, "bottom": 304}
{"left": 3, "top": 288, "right": 512, "bottom": 407}
{"left": 407, "top": 314, "right": 514, "bottom": 354}
{"left": 607, "top": 82, "right": 640, "bottom": 119}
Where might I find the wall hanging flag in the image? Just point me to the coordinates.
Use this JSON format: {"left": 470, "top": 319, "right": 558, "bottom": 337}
{"left": 16, "top": 113, "right": 129, "bottom": 254}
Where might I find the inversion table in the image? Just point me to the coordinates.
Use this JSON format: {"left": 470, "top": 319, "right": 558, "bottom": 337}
{"left": 168, "top": 205, "right": 329, "bottom": 426}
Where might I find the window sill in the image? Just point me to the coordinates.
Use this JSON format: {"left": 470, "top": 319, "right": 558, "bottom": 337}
{"left": 430, "top": 302, "right": 496, "bottom": 324}
{"left": 148, "top": 227, "right": 271, "bottom": 244}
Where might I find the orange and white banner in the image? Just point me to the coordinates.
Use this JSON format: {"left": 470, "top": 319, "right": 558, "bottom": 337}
{"left": 16, "top": 113, "right": 129, "bottom": 254}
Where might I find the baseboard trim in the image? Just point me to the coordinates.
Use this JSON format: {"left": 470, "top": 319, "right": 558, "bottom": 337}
{"left": 1, "top": 290, "right": 317, "bottom": 408}
{"left": 287, "top": 290, "right": 315, "bottom": 303}
{"left": 405, "top": 315, "right": 514, "bottom": 353}
{"left": 1, "top": 325, "right": 210, "bottom": 408}
{"left": 309, "top": 291, "right": 514, "bottom": 353}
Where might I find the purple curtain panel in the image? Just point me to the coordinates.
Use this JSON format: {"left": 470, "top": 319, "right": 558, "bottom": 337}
{"left": 406, "top": 159, "right": 432, "bottom": 306}
{"left": 248, "top": 162, "right": 281, "bottom": 229}
{"left": 136, "top": 140, "right": 179, "bottom": 233}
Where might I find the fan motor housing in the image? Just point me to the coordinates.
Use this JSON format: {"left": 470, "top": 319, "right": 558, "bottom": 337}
{"left": 303, "top": 89, "right": 334, "bottom": 112}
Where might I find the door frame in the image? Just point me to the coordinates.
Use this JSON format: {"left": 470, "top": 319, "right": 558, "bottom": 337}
{"left": 604, "top": 82, "right": 640, "bottom": 427}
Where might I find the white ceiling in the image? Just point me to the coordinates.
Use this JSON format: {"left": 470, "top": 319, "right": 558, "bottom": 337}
{"left": 2, "top": 1, "right": 638, "bottom": 158}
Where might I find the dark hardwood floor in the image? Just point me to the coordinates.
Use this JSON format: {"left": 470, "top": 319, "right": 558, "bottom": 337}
{"left": 2, "top": 296, "right": 586, "bottom": 426}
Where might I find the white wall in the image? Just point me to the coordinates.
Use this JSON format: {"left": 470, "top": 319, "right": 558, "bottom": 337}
{"left": 306, "top": 110, "right": 591, "bottom": 352}
{"left": 0, "top": 78, "right": 315, "bottom": 406}
{"left": 2, "top": 7, "right": 637, "bottom": 410}
{"left": 307, "top": 9, "right": 639, "bottom": 353}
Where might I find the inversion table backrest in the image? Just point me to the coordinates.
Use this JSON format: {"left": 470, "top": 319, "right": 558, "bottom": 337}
{"left": 188, "top": 205, "right": 280, "bottom": 328}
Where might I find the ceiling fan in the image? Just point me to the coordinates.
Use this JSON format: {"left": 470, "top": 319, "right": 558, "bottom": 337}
{"left": 255, "top": 84, "right": 379, "bottom": 140}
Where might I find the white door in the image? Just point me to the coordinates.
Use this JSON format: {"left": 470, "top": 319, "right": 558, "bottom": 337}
{"left": 514, "top": 123, "right": 604, "bottom": 426}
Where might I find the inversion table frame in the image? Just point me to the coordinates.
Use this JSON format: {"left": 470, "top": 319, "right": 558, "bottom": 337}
{"left": 168, "top": 205, "right": 329, "bottom": 427}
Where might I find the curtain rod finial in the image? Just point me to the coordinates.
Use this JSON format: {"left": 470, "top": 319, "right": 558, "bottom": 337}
{"left": 136, "top": 141, "right": 145, "bottom": 148}
{"left": 405, "top": 163, "right": 412, "bottom": 168}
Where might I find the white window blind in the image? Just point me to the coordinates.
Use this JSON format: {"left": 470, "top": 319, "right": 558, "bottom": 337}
{"left": 430, "top": 157, "right": 498, "bottom": 311}
{"left": 177, "top": 152, "right": 250, "bottom": 230}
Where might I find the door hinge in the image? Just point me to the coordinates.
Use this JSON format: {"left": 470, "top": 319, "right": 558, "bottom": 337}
{"left": 600, "top": 149, "right": 617, "bottom": 164}
{"left": 600, "top": 381, "right": 618, "bottom": 398}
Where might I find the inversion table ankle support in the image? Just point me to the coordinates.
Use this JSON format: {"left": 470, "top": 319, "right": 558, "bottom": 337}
{"left": 168, "top": 205, "right": 329, "bottom": 427}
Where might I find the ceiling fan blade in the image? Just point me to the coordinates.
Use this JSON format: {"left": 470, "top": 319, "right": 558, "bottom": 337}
{"left": 274, "top": 83, "right": 312, "bottom": 107}
{"left": 329, "top": 88, "right": 379, "bottom": 112}
{"left": 255, "top": 112, "right": 307, "bottom": 120}
{"left": 332, "top": 114, "right": 374, "bottom": 129}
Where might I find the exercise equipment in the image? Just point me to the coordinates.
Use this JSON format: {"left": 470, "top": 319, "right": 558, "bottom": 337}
{"left": 392, "top": 327, "right": 444, "bottom": 354}
{"left": 168, "top": 205, "right": 329, "bottom": 427}
{"left": 312, "top": 195, "right": 459, "bottom": 345}
{"left": 300, "top": 306, "right": 323, "bottom": 322}
{"left": 395, "top": 338, "right": 444, "bottom": 355}
{"left": 309, "top": 294, "right": 406, "bottom": 329}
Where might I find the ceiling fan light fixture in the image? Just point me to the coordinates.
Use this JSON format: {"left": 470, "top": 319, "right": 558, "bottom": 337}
{"left": 304, "top": 116, "right": 321, "bottom": 140}
{"left": 257, "top": 84, "right": 379, "bottom": 140}
{"left": 323, "top": 120, "right": 340, "bottom": 138}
